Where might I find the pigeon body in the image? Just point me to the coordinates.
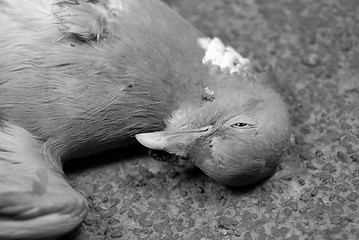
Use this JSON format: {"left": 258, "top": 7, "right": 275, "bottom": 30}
{"left": 0, "top": 0, "right": 291, "bottom": 239}
{"left": 0, "top": 0, "right": 207, "bottom": 162}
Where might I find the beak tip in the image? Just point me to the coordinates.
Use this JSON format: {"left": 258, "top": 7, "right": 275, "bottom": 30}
{"left": 135, "top": 132, "right": 164, "bottom": 150}
{"left": 134, "top": 133, "right": 142, "bottom": 141}
{"left": 135, "top": 132, "right": 148, "bottom": 144}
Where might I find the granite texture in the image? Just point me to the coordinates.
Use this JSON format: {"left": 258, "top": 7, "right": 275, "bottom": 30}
{"left": 65, "top": 0, "right": 359, "bottom": 239}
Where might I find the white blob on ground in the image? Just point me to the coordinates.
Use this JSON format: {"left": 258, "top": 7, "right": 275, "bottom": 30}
{"left": 197, "top": 37, "right": 250, "bottom": 73}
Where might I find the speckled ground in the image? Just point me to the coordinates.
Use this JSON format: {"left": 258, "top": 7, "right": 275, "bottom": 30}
{"left": 64, "top": 0, "right": 359, "bottom": 239}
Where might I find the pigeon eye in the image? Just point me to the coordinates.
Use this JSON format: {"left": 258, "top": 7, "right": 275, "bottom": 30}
{"left": 225, "top": 115, "right": 259, "bottom": 129}
{"left": 231, "top": 122, "right": 249, "bottom": 128}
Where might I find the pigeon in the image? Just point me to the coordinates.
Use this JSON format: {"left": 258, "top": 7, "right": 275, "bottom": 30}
{"left": 0, "top": 0, "right": 291, "bottom": 239}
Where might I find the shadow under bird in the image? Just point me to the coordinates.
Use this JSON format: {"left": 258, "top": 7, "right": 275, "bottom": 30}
{"left": 0, "top": 0, "right": 291, "bottom": 239}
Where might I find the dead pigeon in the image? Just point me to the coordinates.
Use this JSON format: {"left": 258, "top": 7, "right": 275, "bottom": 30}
{"left": 0, "top": 0, "right": 291, "bottom": 239}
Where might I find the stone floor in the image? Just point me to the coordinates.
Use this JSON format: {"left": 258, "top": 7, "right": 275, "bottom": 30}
{"left": 65, "top": 0, "right": 359, "bottom": 239}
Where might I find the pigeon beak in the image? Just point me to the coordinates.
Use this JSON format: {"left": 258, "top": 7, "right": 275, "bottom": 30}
{"left": 135, "top": 126, "right": 213, "bottom": 157}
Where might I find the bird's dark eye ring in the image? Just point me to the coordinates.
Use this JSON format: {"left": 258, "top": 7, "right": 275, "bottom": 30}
{"left": 231, "top": 122, "right": 248, "bottom": 128}
{"left": 226, "top": 115, "right": 258, "bottom": 129}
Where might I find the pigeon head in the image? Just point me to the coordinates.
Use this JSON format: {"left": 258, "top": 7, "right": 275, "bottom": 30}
{"left": 189, "top": 79, "right": 290, "bottom": 186}
{"left": 136, "top": 40, "right": 291, "bottom": 186}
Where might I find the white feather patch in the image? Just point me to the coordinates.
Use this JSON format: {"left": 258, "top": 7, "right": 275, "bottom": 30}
{"left": 0, "top": 122, "right": 45, "bottom": 193}
{"left": 197, "top": 37, "right": 250, "bottom": 74}
{"left": 105, "top": 0, "right": 128, "bottom": 12}
{"left": 54, "top": 1, "right": 110, "bottom": 41}
{"left": 32, "top": 168, "right": 48, "bottom": 195}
